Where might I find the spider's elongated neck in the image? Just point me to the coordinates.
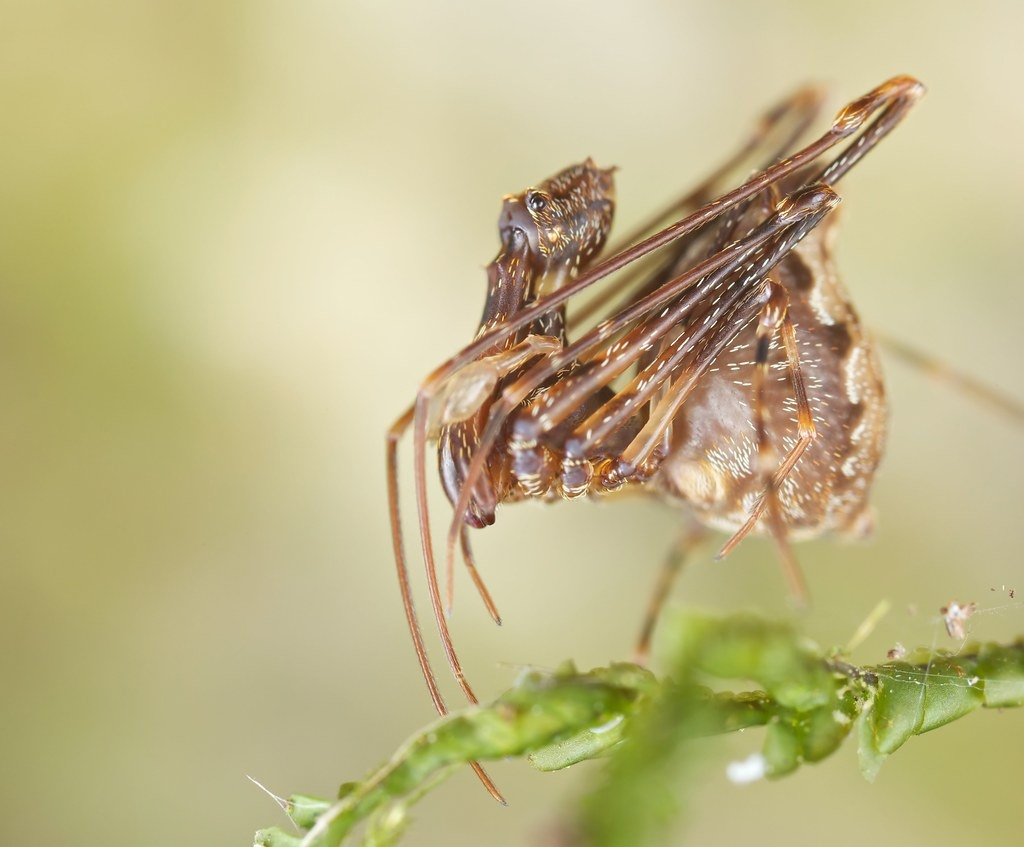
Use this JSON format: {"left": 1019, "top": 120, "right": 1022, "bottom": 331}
{"left": 474, "top": 226, "right": 540, "bottom": 349}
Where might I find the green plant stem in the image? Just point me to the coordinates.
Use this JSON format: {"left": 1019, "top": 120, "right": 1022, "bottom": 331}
{"left": 254, "top": 614, "right": 1024, "bottom": 847}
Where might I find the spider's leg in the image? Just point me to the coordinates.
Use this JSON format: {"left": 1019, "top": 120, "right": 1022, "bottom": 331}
{"left": 715, "top": 279, "right": 816, "bottom": 603}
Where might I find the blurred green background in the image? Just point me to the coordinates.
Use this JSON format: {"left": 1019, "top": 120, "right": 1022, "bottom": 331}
{"left": 2, "top": 1, "right": 1022, "bottom": 845}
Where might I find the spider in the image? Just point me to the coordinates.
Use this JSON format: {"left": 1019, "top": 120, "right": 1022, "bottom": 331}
{"left": 386, "top": 76, "right": 926, "bottom": 800}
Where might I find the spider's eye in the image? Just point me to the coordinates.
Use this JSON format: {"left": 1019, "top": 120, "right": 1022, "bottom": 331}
{"left": 526, "top": 191, "right": 548, "bottom": 213}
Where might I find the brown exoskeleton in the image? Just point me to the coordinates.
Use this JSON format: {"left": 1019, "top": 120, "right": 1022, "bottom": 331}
{"left": 386, "top": 76, "right": 926, "bottom": 800}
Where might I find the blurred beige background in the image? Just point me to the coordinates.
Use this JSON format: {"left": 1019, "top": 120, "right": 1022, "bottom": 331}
{"left": 2, "top": 1, "right": 1022, "bottom": 845}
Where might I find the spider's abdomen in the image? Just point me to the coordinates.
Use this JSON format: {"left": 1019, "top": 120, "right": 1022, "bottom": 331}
{"left": 657, "top": 214, "right": 888, "bottom": 539}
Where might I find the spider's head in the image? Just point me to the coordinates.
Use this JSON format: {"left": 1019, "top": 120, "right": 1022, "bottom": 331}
{"left": 500, "top": 158, "right": 616, "bottom": 275}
